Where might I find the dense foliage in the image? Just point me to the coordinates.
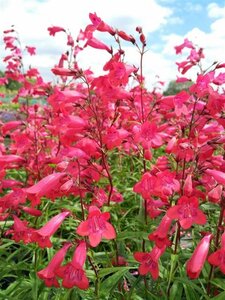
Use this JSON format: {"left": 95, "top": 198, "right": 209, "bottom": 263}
{"left": 1, "top": 13, "right": 225, "bottom": 300}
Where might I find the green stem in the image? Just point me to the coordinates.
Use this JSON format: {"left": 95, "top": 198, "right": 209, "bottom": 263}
{"left": 87, "top": 255, "right": 99, "bottom": 299}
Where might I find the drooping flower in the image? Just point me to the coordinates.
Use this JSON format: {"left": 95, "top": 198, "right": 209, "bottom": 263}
{"left": 205, "top": 169, "right": 225, "bottom": 185}
{"left": 76, "top": 206, "right": 116, "bottom": 247}
{"left": 186, "top": 233, "right": 212, "bottom": 279}
{"left": 148, "top": 215, "right": 172, "bottom": 248}
{"left": 84, "top": 37, "right": 112, "bottom": 54}
{"left": 167, "top": 196, "right": 207, "bottom": 229}
{"left": 37, "top": 242, "right": 72, "bottom": 287}
{"left": 26, "top": 172, "right": 67, "bottom": 198}
{"left": 134, "top": 245, "right": 166, "bottom": 280}
{"left": 208, "top": 185, "right": 223, "bottom": 203}
{"left": 33, "top": 211, "right": 70, "bottom": 248}
{"left": 56, "top": 241, "right": 89, "bottom": 289}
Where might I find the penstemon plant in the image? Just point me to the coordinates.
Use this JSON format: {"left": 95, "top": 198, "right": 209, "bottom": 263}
{"left": 1, "top": 12, "right": 225, "bottom": 300}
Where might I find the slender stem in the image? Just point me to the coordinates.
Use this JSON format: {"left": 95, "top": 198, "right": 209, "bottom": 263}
{"left": 139, "top": 45, "right": 145, "bottom": 123}
{"left": 188, "top": 96, "right": 199, "bottom": 138}
{"left": 87, "top": 255, "right": 99, "bottom": 299}
{"left": 101, "top": 151, "right": 113, "bottom": 206}
{"left": 174, "top": 222, "right": 181, "bottom": 254}
{"left": 77, "top": 162, "right": 85, "bottom": 221}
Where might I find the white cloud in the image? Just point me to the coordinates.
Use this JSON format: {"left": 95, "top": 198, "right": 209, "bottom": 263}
{"left": 161, "top": 3, "right": 225, "bottom": 84}
{"left": 207, "top": 2, "right": 225, "bottom": 18}
{"left": 1, "top": 0, "right": 225, "bottom": 91}
{"left": 0, "top": 0, "right": 174, "bottom": 87}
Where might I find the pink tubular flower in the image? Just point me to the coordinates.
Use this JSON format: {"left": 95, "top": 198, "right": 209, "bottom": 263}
{"left": 134, "top": 245, "right": 166, "bottom": 280}
{"left": 148, "top": 215, "right": 172, "bottom": 248}
{"left": 117, "top": 30, "right": 135, "bottom": 43}
{"left": 56, "top": 241, "right": 89, "bottom": 289}
{"left": 167, "top": 196, "right": 207, "bottom": 229}
{"left": 186, "top": 233, "right": 212, "bottom": 279}
{"left": 26, "top": 46, "right": 36, "bottom": 55}
{"left": 33, "top": 211, "right": 70, "bottom": 248}
{"left": 76, "top": 206, "right": 116, "bottom": 247}
{"left": 205, "top": 169, "right": 225, "bottom": 185}
{"left": 10, "top": 215, "right": 34, "bottom": 244}
{"left": 26, "top": 173, "right": 66, "bottom": 197}
{"left": 84, "top": 37, "right": 112, "bottom": 54}
{"left": 47, "top": 26, "right": 65, "bottom": 36}
{"left": 37, "top": 242, "right": 72, "bottom": 287}
{"left": 51, "top": 67, "right": 77, "bottom": 76}
{"left": 89, "top": 12, "right": 115, "bottom": 35}
{"left": 208, "top": 231, "right": 225, "bottom": 274}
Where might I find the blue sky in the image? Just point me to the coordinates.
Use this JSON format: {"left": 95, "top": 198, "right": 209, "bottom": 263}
{"left": 1, "top": 0, "right": 225, "bottom": 88}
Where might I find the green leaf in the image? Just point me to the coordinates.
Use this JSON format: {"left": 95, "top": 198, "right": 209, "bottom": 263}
{"left": 210, "top": 291, "right": 225, "bottom": 300}
{"left": 99, "top": 266, "right": 132, "bottom": 279}
{"left": 169, "top": 281, "right": 183, "bottom": 300}
{"left": 183, "top": 284, "right": 199, "bottom": 300}
{"left": 175, "top": 277, "right": 209, "bottom": 299}
{"left": 117, "top": 231, "right": 149, "bottom": 240}
{"left": 211, "top": 279, "right": 225, "bottom": 291}
{"left": 100, "top": 267, "right": 130, "bottom": 297}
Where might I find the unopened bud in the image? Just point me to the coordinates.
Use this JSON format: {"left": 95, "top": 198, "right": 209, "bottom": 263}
{"left": 136, "top": 26, "right": 142, "bottom": 33}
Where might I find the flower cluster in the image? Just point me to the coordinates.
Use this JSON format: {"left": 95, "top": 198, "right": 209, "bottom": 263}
{"left": 1, "top": 12, "right": 225, "bottom": 297}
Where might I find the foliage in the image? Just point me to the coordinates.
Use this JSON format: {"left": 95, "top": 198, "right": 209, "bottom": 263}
{"left": 163, "top": 79, "right": 193, "bottom": 96}
{"left": 0, "top": 14, "right": 225, "bottom": 300}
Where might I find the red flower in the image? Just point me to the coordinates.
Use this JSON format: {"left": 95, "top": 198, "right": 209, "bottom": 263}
{"left": 37, "top": 242, "right": 72, "bottom": 287}
{"left": 133, "top": 172, "right": 157, "bottom": 200}
{"left": 134, "top": 246, "right": 166, "bottom": 280}
{"left": 26, "top": 172, "right": 67, "bottom": 198}
{"left": 89, "top": 12, "right": 115, "bottom": 35}
{"left": 84, "top": 37, "right": 112, "bottom": 54}
{"left": 167, "top": 196, "right": 207, "bottom": 229}
{"left": 76, "top": 206, "right": 116, "bottom": 247}
{"left": 208, "top": 231, "right": 225, "bottom": 274}
{"left": 205, "top": 169, "right": 225, "bottom": 185}
{"left": 175, "top": 38, "right": 194, "bottom": 54}
{"left": 33, "top": 211, "right": 70, "bottom": 248}
{"left": 56, "top": 241, "right": 89, "bottom": 289}
{"left": 26, "top": 46, "right": 36, "bottom": 55}
{"left": 148, "top": 215, "right": 172, "bottom": 248}
{"left": 186, "top": 233, "right": 212, "bottom": 279}
{"left": 47, "top": 26, "right": 65, "bottom": 36}
{"left": 10, "top": 215, "right": 34, "bottom": 244}
{"left": 135, "top": 121, "right": 163, "bottom": 149}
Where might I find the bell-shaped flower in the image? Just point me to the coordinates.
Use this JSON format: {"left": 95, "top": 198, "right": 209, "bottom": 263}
{"left": 148, "top": 215, "right": 172, "bottom": 248}
{"left": 56, "top": 241, "right": 89, "bottom": 289}
{"left": 167, "top": 196, "right": 207, "bottom": 229}
{"left": 37, "top": 242, "right": 72, "bottom": 287}
{"left": 26, "top": 172, "right": 67, "bottom": 198}
{"left": 76, "top": 206, "right": 116, "bottom": 247}
{"left": 134, "top": 245, "right": 166, "bottom": 280}
{"left": 205, "top": 169, "right": 225, "bottom": 185}
{"left": 10, "top": 215, "right": 34, "bottom": 244}
{"left": 33, "top": 211, "right": 70, "bottom": 248}
{"left": 186, "top": 233, "right": 212, "bottom": 279}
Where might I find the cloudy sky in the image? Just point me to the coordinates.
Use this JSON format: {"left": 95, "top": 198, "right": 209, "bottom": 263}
{"left": 1, "top": 0, "right": 225, "bottom": 88}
